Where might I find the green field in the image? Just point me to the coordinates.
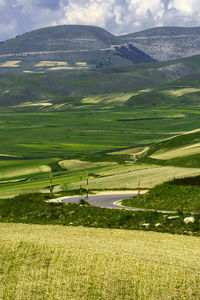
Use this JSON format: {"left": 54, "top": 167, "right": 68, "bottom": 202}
{"left": 0, "top": 223, "right": 199, "bottom": 299}
{"left": 0, "top": 99, "right": 200, "bottom": 197}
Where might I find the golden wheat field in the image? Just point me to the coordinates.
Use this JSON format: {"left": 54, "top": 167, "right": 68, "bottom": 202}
{"left": 0, "top": 223, "right": 199, "bottom": 300}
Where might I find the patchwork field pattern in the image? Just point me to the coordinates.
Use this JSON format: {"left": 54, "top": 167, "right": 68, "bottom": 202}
{"left": 0, "top": 103, "right": 200, "bottom": 197}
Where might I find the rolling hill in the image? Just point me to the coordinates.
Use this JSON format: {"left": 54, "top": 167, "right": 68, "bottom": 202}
{"left": 1, "top": 52, "right": 200, "bottom": 107}
{"left": 0, "top": 25, "right": 155, "bottom": 70}
{"left": 141, "top": 129, "right": 200, "bottom": 168}
{"left": 120, "top": 26, "right": 200, "bottom": 61}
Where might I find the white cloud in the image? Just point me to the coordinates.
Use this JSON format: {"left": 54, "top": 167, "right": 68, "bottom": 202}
{"left": 0, "top": 0, "right": 5, "bottom": 6}
{"left": 1, "top": 0, "right": 200, "bottom": 42}
{"left": 127, "top": 0, "right": 165, "bottom": 27}
{"left": 59, "top": 0, "right": 165, "bottom": 34}
{"left": 61, "top": 1, "right": 114, "bottom": 28}
{"left": 168, "top": 0, "right": 200, "bottom": 16}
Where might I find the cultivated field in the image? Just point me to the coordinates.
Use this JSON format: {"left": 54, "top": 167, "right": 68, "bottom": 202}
{"left": 67, "top": 165, "right": 200, "bottom": 190}
{"left": 0, "top": 102, "right": 200, "bottom": 197}
{"left": 35, "top": 61, "right": 68, "bottom": 67}
{"left": 0, "top": 60, "right": 21, "bottom": 67}
{"left": 81, "top": 90, "right": 151, "bottom": 105}
{"left": 162, "top": 88, "right": 200, "bottom": 97}
{"left": 150, "top": 142, "right": 200, "bottom": 160}
{"left": 0, "top": 223, "right": 199, "bottom": 299}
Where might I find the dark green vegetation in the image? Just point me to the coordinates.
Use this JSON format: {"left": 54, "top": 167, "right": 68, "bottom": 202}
{"left": 121, "top": 26, "right": 200, "bottom": 61}
{"left": 122, "top": 176, "right": 200, "bottom": 213}
{"left": 0, "top": 193, "right": 199, "bottom": 236}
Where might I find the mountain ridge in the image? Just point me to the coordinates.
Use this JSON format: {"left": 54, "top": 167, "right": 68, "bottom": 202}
{"left": 120, "top": 26, "right": 200, "bottom": 61}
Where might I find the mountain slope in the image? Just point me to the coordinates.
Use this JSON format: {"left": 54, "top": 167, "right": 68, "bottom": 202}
{"left": 120, "top": 26, "right": 200, "bottom": 61}
{"left": 0, "top": 56, "right": 196, "bottom": 107}
{"left": 0, "top": 25, "right": 156, "bottom": 69}
{"left": 0, "top": 25, "right": 121, "bottom": 54}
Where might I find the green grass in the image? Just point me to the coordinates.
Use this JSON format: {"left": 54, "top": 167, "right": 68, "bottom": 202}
{"left": 121, "top": 175, "right": 200, "bottom": 212}
{"left": 0, "top": 193, "right": 199, "bottom": 235}
{"left": 0, "top": 102, "right": 200, "bottom": 197}
{"left": 0, "top": 223, "right": 200, "bottom": 299}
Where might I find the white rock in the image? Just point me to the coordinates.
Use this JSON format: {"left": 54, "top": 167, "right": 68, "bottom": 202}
{"left": 184, "top": 217, "right": 195, "bottom": 224}
{"left": 168, "top": 216, "right": 180, "bottom": 220}
{"left": 155, "top": 223, "right": 161, "bottom": 227}
{"left": 142, "top": 223, "right": 150, "bottom": 227}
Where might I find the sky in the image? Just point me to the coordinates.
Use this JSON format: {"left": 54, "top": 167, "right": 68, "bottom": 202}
{"left": 0, "top": 0, "right": 200, "bottom": 41}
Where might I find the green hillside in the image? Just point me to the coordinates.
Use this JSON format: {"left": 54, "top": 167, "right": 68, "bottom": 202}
{"left": 0, "top": 25, "right": 120, "bottom": 54}
{"left": 1, "top": 54, "right": 199, "bottom": 107}
{"left": 141, "top": 129, "right": 200, "bottom": 168}
{"left": 0, "top": 25, "right": 155, "bottom": 69}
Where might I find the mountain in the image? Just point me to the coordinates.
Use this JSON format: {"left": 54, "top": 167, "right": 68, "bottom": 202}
{"left": 120, "top": 26, "right": 200, "bottom": 61}
{"left": 0, "top": 25, "right": 121, "bottom": 54}
{"left": 0, "top": 25, "right": 155, "bottom": 70}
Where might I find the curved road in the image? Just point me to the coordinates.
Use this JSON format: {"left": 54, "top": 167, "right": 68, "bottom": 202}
{"left": 59, "top": 193, "right": 139, "bottom": 210}
{"left": 58, "top": 193, "right": 200, "bottom": 214}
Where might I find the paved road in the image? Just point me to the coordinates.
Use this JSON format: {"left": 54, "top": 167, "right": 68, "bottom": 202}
{"left": 59, "top": 193, "right": 140, "bottom": 210}
{"left": 58, "top": 193, "right": 200, "bottom": 214}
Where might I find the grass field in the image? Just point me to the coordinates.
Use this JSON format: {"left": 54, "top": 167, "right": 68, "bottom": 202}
{"left": 0, "top": 102, "right": 200, "bottom": 197}
{"left": 0, "top": 223, "right": 199, "bottom": 299}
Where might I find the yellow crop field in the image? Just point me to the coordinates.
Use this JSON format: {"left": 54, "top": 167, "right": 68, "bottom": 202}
{"left": 151, "top": 142, "right": 200, "bottom": 160}
{"left": 59, "top": 159, "right": 116, "bottom": 170}
{"left": 76, "top": 62, "right": 87, "bottom": 66}
{"left": 163, "top": 88, "right": 200, "bottom": 97}
{"left": 0, "top": 223, "right": 199, "bottom": 299}
{"left": 81, "top": 91, "right": 148, "bottom": 105}
{"left": 0, "top": 165, "right": 50, "bottom": 179}
{"left": 109, "top": 146, "right": 149, "bottom": 155}
{"left": 35, "top": 61, "right": 68, "bottom": 67}
{"left": 49, "top": 66, "right": 75, "bottom": 70}
{"left": 68, "top": 165, "right": 200, "bottom": 190}
{"left": 0, "top": 61, "right": 21, "bottom": 67}
{"left": 18, "top": 102, "right": 52, "bottom": 107}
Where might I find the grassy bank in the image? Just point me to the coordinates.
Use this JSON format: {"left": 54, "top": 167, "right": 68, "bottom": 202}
{"left": 121, "top": 176, "right": 200, "bottom": 212}
{"left": 0, "top": 193, "right": 199, "bottom": 235}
